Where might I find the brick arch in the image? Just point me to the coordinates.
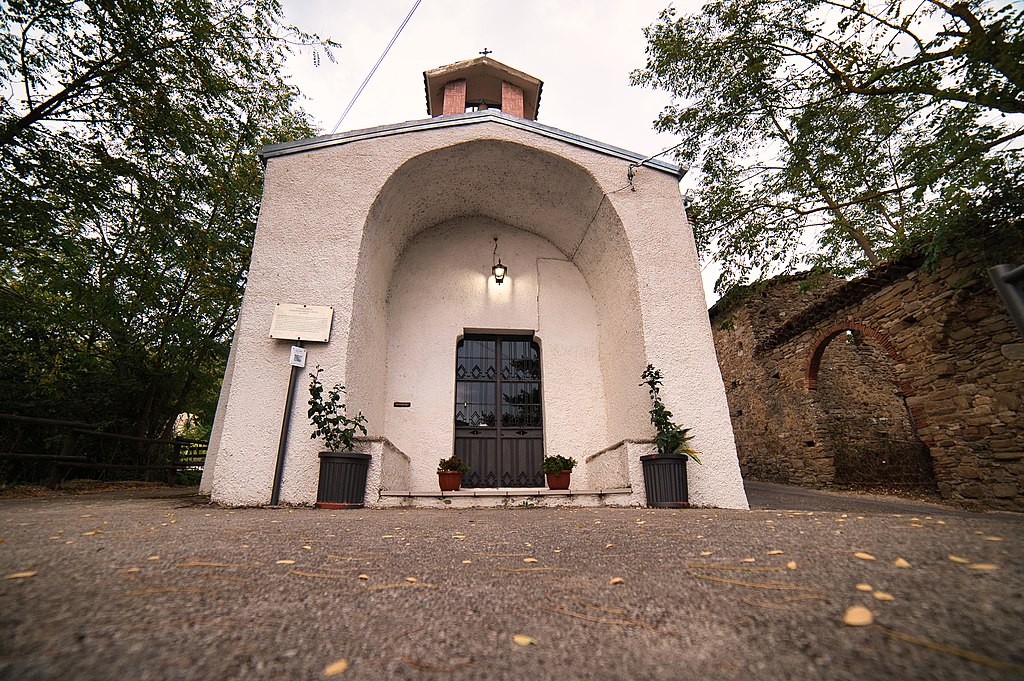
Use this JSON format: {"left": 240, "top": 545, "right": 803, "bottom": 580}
{"left": 806, "top": 322, "right": 903, "bottom": 389}
{"left": 804, "top": 320, "right": 930, "bottom": 435}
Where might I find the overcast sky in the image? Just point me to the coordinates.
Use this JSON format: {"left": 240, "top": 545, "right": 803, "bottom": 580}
{"left": 278, "top": 0, "right": 720, "bottom": 303}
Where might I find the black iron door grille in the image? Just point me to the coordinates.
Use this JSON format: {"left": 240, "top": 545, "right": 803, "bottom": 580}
{"left": 454, "top": 335, "right": 543, "bottom": 487}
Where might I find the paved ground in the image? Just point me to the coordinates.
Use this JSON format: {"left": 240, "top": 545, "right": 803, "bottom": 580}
{"left": 1, "top": 486, "right": 1021, "bottom": 680}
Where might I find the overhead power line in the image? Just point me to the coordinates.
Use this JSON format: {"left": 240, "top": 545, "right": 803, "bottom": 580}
{"left": 329, "top": 0, "right": 423, "bottom": 134}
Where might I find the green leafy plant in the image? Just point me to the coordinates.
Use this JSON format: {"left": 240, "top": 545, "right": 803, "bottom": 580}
{"left": 308, "top": 367, "right": 367, "bottom": 452}
{"left": 641, "top": 364, "right": 701, "bottom": 463}
{"left": 541, "top": 455, "right": 578, "bottom": 473}
{"left": 437, "top": 455, "right": 469, "bottom": 473}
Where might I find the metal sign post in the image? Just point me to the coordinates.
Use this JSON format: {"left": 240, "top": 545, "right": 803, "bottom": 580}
{"left": 268, "top": 304, "right": 333, "bottom": 505}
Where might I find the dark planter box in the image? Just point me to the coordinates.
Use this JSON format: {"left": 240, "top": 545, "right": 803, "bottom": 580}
{"left": 641, "top": 453, "right": 690, "bottom": 508}
{"left": 316, "top": 451, "right": 371, "bottom": 509}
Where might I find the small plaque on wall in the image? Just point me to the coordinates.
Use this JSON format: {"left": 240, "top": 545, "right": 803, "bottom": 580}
{"left": 269, "top": 304, "right": 334, "bottom": 342}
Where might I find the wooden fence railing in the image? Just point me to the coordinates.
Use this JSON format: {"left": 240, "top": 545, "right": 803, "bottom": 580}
{"left": 0, "top": 413, "right": 208, "bottom": 490}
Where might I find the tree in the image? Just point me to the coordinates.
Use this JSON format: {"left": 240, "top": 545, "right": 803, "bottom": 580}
{"left": 0, "top": 0, "right": 336, "bottom": 448}
{"left": 632, "top": 0, "right": 1023, "bottom": 292}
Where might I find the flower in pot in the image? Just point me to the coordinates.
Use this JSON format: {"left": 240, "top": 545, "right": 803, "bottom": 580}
{"left": 640, "top": 364, "right": 701, "bottom": 508}
{"left": 437, "top": 455, "right": 469, "bottom": 491}
{"left": 541, "top": 454, "right": 577, "bottom": 490}
{"left": 308, "top": 367, "right": 369, "bottom": 509}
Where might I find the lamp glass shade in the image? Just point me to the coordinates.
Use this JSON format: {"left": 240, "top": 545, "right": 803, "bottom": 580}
{"left": 492, "top": 261, "right": 507, "bottom": 284}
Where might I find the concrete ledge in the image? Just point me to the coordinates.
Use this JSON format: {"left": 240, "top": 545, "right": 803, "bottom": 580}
{"left": 381, "top": 487, "right": 632, "bottom": 498}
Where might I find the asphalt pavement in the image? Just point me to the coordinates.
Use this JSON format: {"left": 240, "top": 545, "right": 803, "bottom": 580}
{"left": 0, "top": 485, "right": 1021, "bottom": 680}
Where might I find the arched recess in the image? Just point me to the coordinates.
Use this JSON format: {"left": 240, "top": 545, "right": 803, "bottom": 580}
{"left": 344, "top": 138, "right": 650, "bottom": 457}
{"left": 805, "top": 321, "right": 934, "bottom": 486}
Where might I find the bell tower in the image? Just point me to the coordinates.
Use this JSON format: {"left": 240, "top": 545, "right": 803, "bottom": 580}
{"left": 423, "top": 56, "right": 543, "bottom": 120}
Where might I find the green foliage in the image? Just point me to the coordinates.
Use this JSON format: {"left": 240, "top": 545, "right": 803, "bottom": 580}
{"left": 633, "top": 0, "right": 1023, "bottom": 293}
{"left": 437, "top": 455, "right": 470, "bottom": 473}
{"left": 540, "top": 455, "right": 578, "bottom": 473}
{"left": 307, "top": 367, "right": 367, "bottom": 453}
{"left": 640, "top": 364, "right": 701, "bottom": 463}
{"left": 175, "top": 468, "right": 203, "bottom": 486}
{"left": 0, "top": 1, "right": 335, "bottom": 442}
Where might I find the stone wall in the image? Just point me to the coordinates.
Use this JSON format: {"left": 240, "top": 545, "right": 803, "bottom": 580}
{"left": 711, "top": 248, "right": 1024, "bottom": 511}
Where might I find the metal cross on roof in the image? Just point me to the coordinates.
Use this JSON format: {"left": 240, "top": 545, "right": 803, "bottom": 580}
{"left": 479, "top": 48, "right": 493, "bottom": 56}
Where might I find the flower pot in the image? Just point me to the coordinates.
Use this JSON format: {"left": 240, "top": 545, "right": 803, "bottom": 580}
{"left": 438, "top": 470, "right": 463, "bottom": 492}
{"left": 545, "top": 470, "right": 571, "bottom": 490}
{"left": 316, "top": 451, "right": 371, "bottom": 509}
{"left": 640, "top": 453, "right": 689, "bottom": 508}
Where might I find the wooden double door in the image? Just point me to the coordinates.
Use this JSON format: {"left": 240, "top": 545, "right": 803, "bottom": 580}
{"left": 454, "top": 335, "right": 544, "bottom": 487}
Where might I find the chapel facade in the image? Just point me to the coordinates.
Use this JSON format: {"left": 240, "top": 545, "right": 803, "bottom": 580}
{"left": 201, "top": 57, "right": 748, "bottom": 509}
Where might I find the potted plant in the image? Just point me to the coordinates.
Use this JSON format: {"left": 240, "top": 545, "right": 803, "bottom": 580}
{"left": 437, "top": 455, "right": 470, "bottom": 491}
{"left": 309, "top": 366, "right": 369, "bottom": 509}
{"left": 640, "top": 364, "right": 702, "bottom": 508}
{"left": 541, "top": 454, "right": 577, "bottom": 490}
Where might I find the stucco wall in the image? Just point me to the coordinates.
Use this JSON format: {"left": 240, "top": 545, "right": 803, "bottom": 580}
{"left": 208, "top": 119, "right": 747, "bottom": 509}
{"left": 381, "top": 218, "right": 608, "bottom": 490}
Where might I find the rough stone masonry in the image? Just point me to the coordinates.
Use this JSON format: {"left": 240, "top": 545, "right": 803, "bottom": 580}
{"left": 710, "top": 245, "right": 1024, "bottom": 512}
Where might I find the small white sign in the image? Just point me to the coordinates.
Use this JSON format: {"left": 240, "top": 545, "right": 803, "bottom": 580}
{"left": 289, "top": 346, "right": 307, "bottom": 368}
{"left": 269, "top": 303, "right": 334, "bottom": 342}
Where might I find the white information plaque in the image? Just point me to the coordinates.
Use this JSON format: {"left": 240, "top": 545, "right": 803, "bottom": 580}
{"left": 269, "top": 304, "right": 333, "bottom": 342}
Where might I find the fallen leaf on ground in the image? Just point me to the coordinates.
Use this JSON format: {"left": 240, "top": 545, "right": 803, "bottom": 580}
{"left": 323, "top": 658, "right": 349, "bottom": 676}
{"left": 127, "top": 587, "right": 204, "bottom": 595}
{"left": 893, "top": 558, "right": 911, "bottom": 568}
{"left": 947, "top": 555, "right": 970, "bottom": 563}
{"left": 122, "top": 567, "right": 141, "bottom": 573}
{"left": 609, "top": 577, "right": 625, "bottom": 585}
{"left": 357, "top": 574, "right": 369, "bottom": 580}
{"left": 366, "top": 582, "right": 436, "bottom": 590}
{"left": 82, "top": 530, "right": 100, "bottom": 536}
{"left": 692, "top": 574, "right": 814, "bottom": 591}
{"left": 854, "top": 552, "right": 876, "bottom": 561}
{"left": 4, "top": 571, "right": 37, "bottom": 580}
{"left": 605, "top": 544, "right": 614, "bottom": 549}
{"left": 276, "top": 560, "right": 296, "bottom": 565}
{"left": 146, "top": 555, "right": 160, "bottom": 561}
{"left": 873, "top": 591, "right": 895, "bottom": 601}
{"left": 512, "top": 634, "right": 537, "bottom": 646}
{"left": 289, "top": 570, "right": 349, "bottom": 579}
{"left": 843, "top": 605, "right": 873, "bottom": 626}
{"left": 461, "top": 560, "right": 471, "bottom": 564}
{"left": 404, "top": 576, "right": 418, "bottom": 582}
{"left": 700, "top": 551, "right": 713, "bottom": 556}
{"left": 523, "top": 558, "right": 538, "bottom": 563}
{"left": 786, "top": 561, "right": 797, "bottom": 570}
{"left": 302, "top": 545, "right": 312, "bottom": 550}
{"left": 856, "top": 583, "right": 873, "bottom": 592}
{"left": 740, "top": 558, "right": 756, "bottom": 563}
{"left": 967, "top": 563, "right": 999, "bottom": 571}
{"left": 983, "top": 536, "right": 1003, "bottom": 542}
{"left": 767, "top": 550, "right": 784, "bottom": 555}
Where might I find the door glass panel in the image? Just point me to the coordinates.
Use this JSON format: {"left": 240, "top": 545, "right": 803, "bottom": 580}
{"left": 455, "top": 339, "right": 496, "bottom": 380}
{"left": 455, "top": 381, "right": 495, "bottom": 427}
{"left": 501, "top": 381, "right": 541, "bottom": 428}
